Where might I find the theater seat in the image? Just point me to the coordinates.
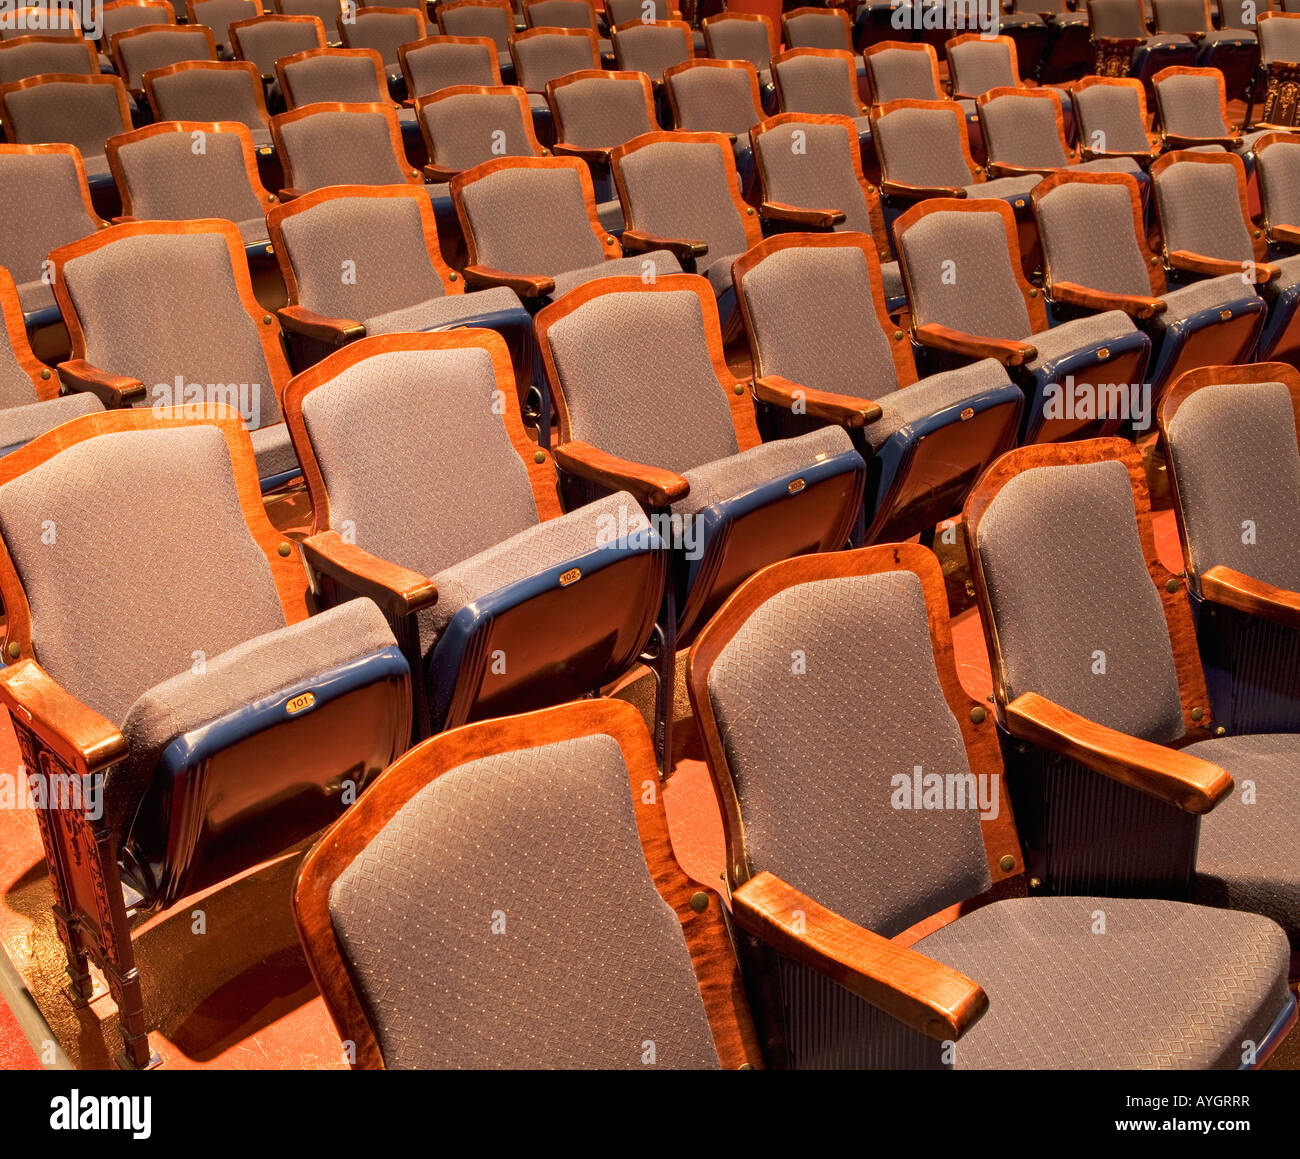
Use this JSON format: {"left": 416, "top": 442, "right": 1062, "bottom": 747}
{"left": 399, "top": 33, "right": 500, "bottom": 99}
{"left": 1071, "top": 75, "right": 1162, "bottom": 166}
{"left": 1087, "top": 0, "right": 1197, "bottom": 83}
{"left": 229, "top": 12, "right": 326, "bottom": 83}
{"left": 186, "top": 0, "right": 260, "bottom": 58}
{"left": 610, "top": 18, "right": 692, "bottom": 88}
{"left": 546, "top": 68, "right": 656, "bottom": 202}
{"left": 1152, "top": 66, "right": 1269, "bottom": 155}
{"left": 701, "top": 11, "right": 775, "bottom": 94}
{"left": 664, "top": 59, "right": 765, "bottom": 191}
{"left": 771, "top": 47, "right": 871, "bottom": 142}
{"left": 978, "top": 87, "right": 1145, "bottom": 180}
{"left": 1151, "top": 0, "right": 1257, "bottom": 100}
{"left": 110, "top": 23, "right": 217, "bottom": 99}
{"left": 508, "top": 27, "right": 598, "bottom": 139}
{"left": 142, "top": 59, "right": 275, "bottom": 148}
{"left": 0, "top": 35, "right": 97, "bottom": 86}
{"left": 338, "top": 5, "right": 428, "bottom": 86}
{"left": 436, "top": 0, "right": 515, "bottom": 79}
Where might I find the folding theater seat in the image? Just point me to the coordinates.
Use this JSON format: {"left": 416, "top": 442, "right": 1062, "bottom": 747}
{"left": 508, "top": 26, "right": 599, "bottom": 137}
{"left": 606, "top": 0, "right": 703, "bottom": 55}
{"left": 1252, "top": 12, "right": 1300, "bottom": 129}
{"left": 944, "top": 33, "right": 1033, "bottom": 102}
{"left": 48, "top": 217, "right": 301, "bottom": 488}
{"left": 545, "top": 68, "right": 655, "bottom": 201}
{"left": 284, "top": 331, "right": 667, "bottom": 736}
{"left": 229, "top": 12, "right": 327, "bottom": 84}
{"left": 0, "top": 266, "right": 103, "bottom": 452}
{"left": 1032, "top": 170, "right": 1264, "bottom": 402}
{"left": 687, "top": 541, "right": 1296, "bottom": 1069}
{"left": 733, "top": 232, "right": 1022, "bottom": 544}
{"left": 1150, "top": 150, "right": 1300, "bottom": 362}
{"left": 266, "top": 183, "right": 529, "bottom": 379}
{"left": 664, "top": 59, "right": 764, "bottom": 191}
{"left": 523, "top": 0, "right": 608, "bottom": 56}
{"left": 435, "top": 0, "right": 515, "bottom": 79}
{"left": 0, "top": 404, "right": 412, "bottom": 1069}
{"left": 399, "top": 33, "right": 500, "bottom": 98}
{"left": 780, "top": 5, "right": 864, "bottom": 87}
{"left": 608, "top": 130, "right": 763, "bottom": 336}
{"left": 1086, "top": 0, "right": 1197, "bottom": 82}
{"left": 1255, "top": 132, "right": 1300, "bottom": 247}
{"left": 294, "top": 699, "right": 763, "bottom": 1070}
{"left": 770, "top": 47, "right": 872, "bottom": 145}
{"left": 0, "top": 35, "right": 97, "bottom": 86}
{"left": 143, "top": 60, "right": 274, "bottom": 158}
{"left": 275, "top": 44, "right": 391, "bottom": 106}
{"left": 275, "top": 0, "right": 347, "bottom": 35}
{"left": 0, "top": 143, "right": 105, "bottom": 329}
{"left": 701, "top": 11, "right": 776, "bottom": 94}
{"left": 338, "top": 5, "right": 428, "bottom": 91}
{"left": 0, "top": 5, "right": 83, "bottom": 39}
{"left": 609, "top": 17, "right": 693, "bottom": 89}
{"left": 748, "top": 114, "right": 904, "bottom": 309}
{"left": 893, "top": 196, "right": 1151, "bottom": 443}
{"left": 1028, "top": 0, "right": 1098, "bottom": 84}
{"left": 1151, "top": 65, "right": 1269, "bottom": 156}
{"left": 863, "top": 39, "right": 976, "bottom": 119}
{"left": 964, "top": 437, "right": 1300, "bottom": 951}
{"left": 1071, "top": 74, "right": 1161, "bottom": 165}
{"left": 1150, "top": 0, "right": 1257, "bottom": 99}
{"left": 101, "top": 0, "right": 178, "bottom": 50}
{"left": 1157, "top": 363, "right": 1300, "bottom": 736}
{"left": 110, "top": 23, "right": 217, "bottom": 100}
{"left": 0, "top": 73, "right": 132, "bottom": 193}
{"left": 415, "top": 83, "right": 546, "bottom": 178}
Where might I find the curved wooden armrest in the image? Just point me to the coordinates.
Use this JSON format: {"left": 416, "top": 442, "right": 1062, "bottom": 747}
{"left": 1269, "top": 222, "right": 1300, "bottom": 248}
{"left": 1200, "top": 565, "right": 1300, "bottom": 631}
{"left": 277, "top": 305, "right": 365, "bottom": 344}
{"left": 752, "top": 374, "right": 882, "bottom": 429}
{"left": 984, "top": 161, "right": 1055, "bottom": 180}
{"left": 760, "top": 201, "right": 845, "bottom": 227}
{"left": 913, "top": 323, "right": 1036, "bottom": 367}
{"left": 461, "top": 264, "right": 555, "bottom": 297}
{"left": 0, "top": 660, "right": 127, "bottom": 777}
{"left": 620, "top": 229, "right": 708, "bottom": 262}
{"left": 880, "top": 178, "right": 966, "bottom": 201}
{"left": 551, "top": 141, "right": 613, "bottom": 165}
{"left": 1050, "top": 280, "right": 1166, "bottom": 319}
{"left": 56, "top": 359, "right": 147, "bottom": 407}
{"left": 1167, "top": 249, "right": 1278, "bottom": 282}
{"left": 299, "top": 530, "right": 438, "bottom": 618}
{"left": 732, "top": 871, "right": 988, "bottom": 1042}
{"left": 423, "top": 162, "right": 463, "bottom": 183}
{"left": 551, "top": 440, "right": 689, "bottom": 508}
{"left": 277, "top": 187, "right": 310, "bottom": 201}
{"left": 1004, "top": 691, "right": 1232, "bottom": 813}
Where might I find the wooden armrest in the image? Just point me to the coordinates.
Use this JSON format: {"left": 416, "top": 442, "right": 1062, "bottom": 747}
{"left": 1167, "top": 249, "right": 1278, "bottom": 282}
{"left": 913, "top": 323, "right": 1037, "bottom": 367}
{"left": 299, "top": 530, "right": 438, "bottom": 619}
{"left": 551, "top": 440, "right": 689, "bottom": 507}
{"left": 1004, "top": 691, "right": 1232, "bottom": 813}
{"left": 620, "top": 229, "right": 708, "bottom": 262}
{"left": 1050, "top": 280, "right": 1166, "bottom": 319}
{"left": 732, "top": 871, "right": 988, "bottom": 1042}
{"left": 879, "top": 178, "right": 966, "bottom": 201}
{"left": 752, "top": 374, "right": 882, "bottom": 428}
{"left": 277, "top": 305, "right": 365, "bottom": 344}
{"left": 759, "top": 201, "right": 845, "bottom": 227}
{"left": 0, "top": 659, "right": 126, "bottom": 777}
{"left": 56, "top": 359, "right": 147, "bottom": 407}
{"left": 277, "top": 187, "right": 310, "bottom": 201}
{"left": 1200, "top": 565, "right": 1300, "bottom": 631}
{"left": 461, "top": 264, "right": 555, "bottom": 297}
{"left": 422, "top": 162, "right": 462, "bottom": 183}
{"left": 551, "top": 141, "right": 613, "bottom": 165}
{"left": 984, "top": 161, "right": 1055, "bottom": 180}
{"left": 1269, "top": 222, "right": 1300, "bottom": 247}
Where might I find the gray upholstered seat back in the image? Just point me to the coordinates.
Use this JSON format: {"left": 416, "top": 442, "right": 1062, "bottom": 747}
{"left": 1220, "top": 0, "right": 1256, "bottom": 28}
{"left": 348, "top": 11, "right": 423, "bottom": 66}
{"left": 707, "top": 570, "right": 992, "bottom": 936}
{"left": 298, "top": 344, "right": 540, "bottom": 577}
{"left": 61, "top": 231, "right": 281, "bottom": 427}
{"left": 460, "top": 164, "right": 605, "bottom": 275}
{"left": 867, "top": 47, "right": 940, "bottom": 101}
{"left": 280, "top": 195, "right": 446, "bottom": 321}
{"left": 235, "top": 19, "right": 324, "bottom": 75}
{"left": 512, "top": 31, "right": 596, "bottom": 90}
{"left": 0, "top": 39, "right": 95, "bottom": 84}
{"left": 1165, "top": 382, "right": 1300, "bottom": 591}
{"left": 2, "top": 81, "right": 128, "bottom": 161}
{"left": 403, "top": 38, "right": 496, "bottom": 94}
{"left": 545, "top": 288, "right": 739, "bottom": 473}
{"left": 117, "top": 28, "right": 214, "bottom": 89}
{"left": 755, "top": 120, "right": 874, "bottom": 235}
{"left": 420, "top": 90, "right": 533, "bottom": 168}
{"left": 669, "top": 66, "right": 760, "bottom": 134}
{"left": 949, "top": 39, "right": 1015, "bottom": 97}
{"left": 976, "top": 459, "right": 1186, "bottom": 742}
{"left": 773, "top": 52, "right": 857, "bottom": 116}
{"left": 0, "top": 424, "right": 286, "bottom": 723}
{"left": 283, "top": 55, "right": 384, "bottom": 104}
{"left": 874, "top": 105, "right": 972, "bottom": 188}
{"left": 1261, "top": 13, "right": 1300, "bottom": 62}
{"left": 280, "top": 108, "right": 408, "bottom": 187}
{"left": 102, "top": 2, "right": 173, "bottom": 40}
{"left": 704, "top": 16, "right": 771, "bottom": 70}
{"left": 613, "top": 23, "right": 689, "bottom": 82}
{"left": 0, "top": 152, "right": 98, "bottom": 307}
{"left": 0, "top": 325, "right": 37, "bottom": 409}
{"left": 740, "top": 243, "right": 899, "bottom": 402}
{"left": 1153, "top": 0, "right": 1209, "bottom": 33}
{"left": 1155, "top": 73, "right": 1228, "bottom": 137}
{"left": 783, "top": 10, "right": 849, "bottom": 49}
{"left": 1153, "top": 159, "right": 1255, "bottom": 261}
{"left": 149, "top": 65, "right": 266, "bottom": 129}
{"left": 608, "top": 0, "right": 672, "bottom": 21}
{"left": 1075, "top": 83, "right": 1151, "bottom": 154}
{"left": 327, "top": 733, "right": 721, "bottom": 1069}
{"left": 114, "top": 129, "right": 265, "bottom": 226}
{"left": 981, "top": 93, "right": 1068, "bottom": 167}
{"left": 1257, "top": 143, "right": 1300, "bottom": 228}
{"left": 190, "top": 0, "right": 258, "bottom": 50}
{"left": 279, "top": 0, "right": 345, "bottom": 21}
{"left": 527, "top": 0, "right": 594, "bottom": 28}
{"left": 1089, "top": 0, "right": 1146, "bottom": 38}
{"left": 898, "top": 209, "right": 1032, "bottom": 338}
{"left": 617, "top": 139, "right": 749, "bottom": 259}
{"left": 1037, "top": 181, "right": 1151, "bottom": 296}
{"left": 552, "top": 75, "right": 652, "bottom": 146}
{"left": 439, "top": 5, "right": 511, "bottom": 52}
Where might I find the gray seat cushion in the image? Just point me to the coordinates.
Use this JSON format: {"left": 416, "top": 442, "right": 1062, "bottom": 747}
{"left": 674, "top": 425, "right": 853, "bottom": 516}
{"left": 916, "top": 895, "right": 1291, "bottom": 1068}
{"left": 703, "top": 252, "right": 742, "bottom": 296}
{"left": 881, "top": 259, "right": 904, "bottom": 301}
{"left": 1161, "top": 273, "right": 1254, "bottom": 321}
{"left": 0, "top": 393, "right": 102, "bottom": 450}
{"left": 867, "top": 358, "right": 1011, "bottom": 450}
{"left": 1182, "top": 733, "right": 1300, "bottom": 942}
{"left": 1268, "top": 251, "right": 1300, "bottom": 291}
{"left": 596, "top": 198, "right": 624, "bottom": 233}
{"left": 236, "top": 217, "right": 271, "bottom": 246}
{"left": 249, "top": 421, "right": 300, "bottom": 481}
{"left": 363, "top": 285, "right": 524, "bottom": 334}
{"left": 967, "top": 175, "right": 1043, "bottom": 199}
{"left": 1074, "top": 155, "right": 1144, "bottom": 174}
{"left": 549, "top": 250, "right": 681, "bottom": 297}
{"left": 1025, "top": 309, "right": 1137, "bottom": 372}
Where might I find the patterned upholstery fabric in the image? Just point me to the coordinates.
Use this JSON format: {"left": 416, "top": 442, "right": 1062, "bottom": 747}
{"left": 0, "top": 152, "right": 98, "bottom": 315}
{"left": 1156, "top": 73, "right": 1230, "bottom": 138}
{"left": 608, "top": 0, "right": 673, "bottom": 21}
{"left": 1164, "top": 381, "right": 1300, "bottom": 591}
{"left": 1269, "top": 251, "right": 1300, "bottom": 291}
{"left": 707, "top": 570, "right": 992, "bottom": 935}
{"left": 875, "top": 106, "right": 973, "bottom": 189}
{"left": 1154, "top": 160, "right": 1255, "bottom": 260}
{"left": 117, "top": 29, "right": 214, "bottom": 90}
{"left": 526, "top": 0, "right": 595, "bottom": 28}
{"left": 1153, "top": 0, "right": 1210, "bottom": 32}
{"left": 755, "top": 121, "right": 875, "bottom": 237}
{"left": 190, "top": 0, "right": 258, "bottom": 49}
{"left": 1074, "top": 155, "right": 1143, "bottom": 173}
{"left": 149, "top": 67, "right": 270, "bottom": 141}
{"left": 669, "top": 66, "right": 761, "bottom": 134}
{"left": 783, "top": 11, "right": 849, "bottom": 50}
{"left": 363, "top": 284, "right": 523, "bottom": 334}
{"left": 280, "top": 108, "right": 409, "bottom": 188}
{"left": 0, "top": 392, "right": 101, "bottom": 448}
{"left": 1260, "top": 13, "right": 1300, "bottom": 62}
{"left": 1256, "top": 143, "right": 1300, "bottom": 228}
{"left": 403, "top": 39, "right": 496, "bottom": 95}
{"left": 773, "top": 52, "right": 858, "bottom": 117}
{"left": 612, "top": 23, "right": 690, "bottom": 82}
{"left": 1183, "top": 733, "right": 1300, "bottom": 940}
{"left": 439, "top": 5, "right": 511, "bottom": 54}
{"left": 349, "top": 11, "right": 426, "bottom": 68}
{"left": 703, "top": 17, "right": 771, "bottom": 72}
{"left": 2, "top": 81, "right": 128, "bottom": 172}
{"left": 867, "top": 360, "right": 1012, "bottom": 450}
{"left": 1089, "top": 0, "right": 1153, "bottom": 37}
{"left": 1076, "top": 83, "right": 1154, "bottom": 154}
{"left": 976, "top": 459, "right": 1187, "bottom": 741}
{"left": 1159, "top": 272, "right": 1251, "bottom": 319}
{"left": 0, "top": 40, "right": 95, "bottom": 84}
{"left": 248, "top": 421, "right": 298, "bottom": 479}
{"left": 1037, "top": 180, "right": 1151, "bottom": 294}
{"left": 1220, "top": 0, "right": 1259, "bottom": 30}
{"left": 278, "top": 0, "right": 345, "bottom": 21}
{"left": 328, "top": 733, "right": 721, "bottom": 1069}
{"left": 552, "top": 75, "right": 653, "bottom": 146}
{"left": 283, "top": 55, "right": 384, "bottom": 105}
{"left": 918, "top": 896, "right": 1291, "bottom": 1068}
{"left": 512, "top": 32, "right": 596, "bottom": 91}
{"left": 235, "top": 20, "right": 324, "bottom": 76}
{"left": 61, "top": 232, "right": 282, "bottom": 429}
{"left": 948, "top": 40, "right": 1015, "bottom": 97}
{"left": 867, "top": 47, "right": 940, "bottom": 101}
{"left": 976, "top": 174, "right": 1042, "bottom": 197}
{"left": 981, "top": 94, "right": 1069, "bottom": 168}
{"left": 1023, "top": 309, "right": 1136, "bottom": 370}
{"left": 546, "top": 288, "right": 739, "bottom": 473}
{"left": 549, "top": 251, "right": 680, "bottom": 296}
{"left": 421, "top": 90, "right": 534, "bottom": 169}
{"left": 103, "top": 3, "right": 173, "bottom": 40}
